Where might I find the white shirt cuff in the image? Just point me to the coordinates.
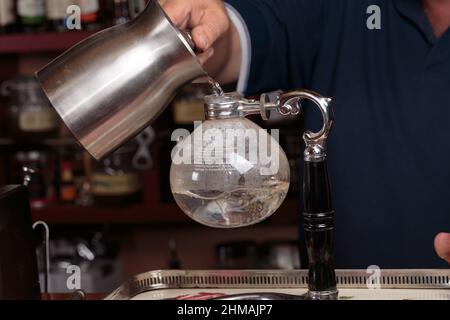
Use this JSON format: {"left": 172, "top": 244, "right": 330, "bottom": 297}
{"left": 225, "top": 3, "right": 252, "bottom": 94}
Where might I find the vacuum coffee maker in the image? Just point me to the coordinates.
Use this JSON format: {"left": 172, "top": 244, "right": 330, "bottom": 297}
{"left": 193, "top": 90, "right": 338, "bottom": 299}
{"left": 35, "top": 0, "right": 338, "bottom": 299}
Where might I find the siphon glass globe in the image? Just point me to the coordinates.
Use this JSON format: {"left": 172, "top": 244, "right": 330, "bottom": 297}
{"left": 170, "top": 116, "right": 290, "bottom": 228}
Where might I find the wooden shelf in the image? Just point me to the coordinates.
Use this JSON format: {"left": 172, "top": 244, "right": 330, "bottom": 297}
{"left": 31, "top": 199, "right": 299, "bottom": 225}
{"left": 0, "top": 137, "right": 77, "bottom": 147}
{"left": 0, "top": 31, "right": 95, "bottom": 54}
{"left": 0, "top": 138, "right": 13, "bottom": 146}
{"left": 32, "top": 202, "right": 189, "bottom": 225}
{"left": 29, "top": 168, "right": 184, "bottom": 225}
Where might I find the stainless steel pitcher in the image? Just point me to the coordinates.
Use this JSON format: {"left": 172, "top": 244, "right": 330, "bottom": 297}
{"left": 36, "top": 0, "right": 206, "bottom": 160}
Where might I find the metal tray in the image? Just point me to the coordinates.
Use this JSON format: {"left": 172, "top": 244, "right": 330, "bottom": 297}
{"left": 106, "top": 269, "right": 450, "bottom": 300}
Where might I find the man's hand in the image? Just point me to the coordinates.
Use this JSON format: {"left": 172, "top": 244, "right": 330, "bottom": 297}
{"left": 434, "top": 233, "right": 450, "bottom": 264}
{"left": 159, "top": 0, "right": 241, "bottom": 83}
{"left": 159, "top": 0, "right": 229, "bottom": 52}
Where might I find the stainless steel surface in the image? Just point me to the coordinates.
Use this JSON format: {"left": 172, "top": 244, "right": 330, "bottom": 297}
{"left": 268, "top": 90, "right": 333, "bottom": 162}
{"left": 307, "top": 290, "right": 339, "bottom": 300}
{"left": 105, "top": 269, "right": 450, "bottom": 300}
{"left": 214, "top": 292, "right": 305, "bottom": 300}
{"left": 204, "top": 93, "right": 261, "bottom": 119}
{"left": 203, "top": 90, "right": 316, "bottom": 121}
{"left": 204, "top": 92, "right": 279, "bottom": 120}
{"left": 36, "top": 0, "right": 206, "bottom": 160}
{"left": 216, "top": 290, "right": 336, "bottom": 300}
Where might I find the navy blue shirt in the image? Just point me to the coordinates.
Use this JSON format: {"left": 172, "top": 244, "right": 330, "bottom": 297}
{"left": 226, "top": 0, "right": 450, "bottom": 268}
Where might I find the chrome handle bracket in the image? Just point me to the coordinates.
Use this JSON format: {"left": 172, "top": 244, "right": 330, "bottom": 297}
{"left": 203, "top": 89, "right": 333, "bottom": 162}
{"left": 277, "top": 90, "right": 333, "bottom": 162}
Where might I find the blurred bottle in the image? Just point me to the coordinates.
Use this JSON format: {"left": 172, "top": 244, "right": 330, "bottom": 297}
{"left": 1, "top": 76, "right": 59, "bottom": 141}
{"left": 98, "top": 0, "right": 112, "bottom": 27}
{"left": 0, "top": 0, "right": 16, "bottom": 33}
{"left": 17, "top": 0, "right": 46, "bottom": 32}
{"left": 45, "top": 0, "right": 70, "bottom": 32}
{"left": 91, "top": 142, "right": 142, "bottom": 207}
{"left": 171, "top": 85, "right": 206, "bottom": 125}
{"left": 128, "top": 0, "right": 146, "bottom": 19}
{"left": 158, "top": 84, "right": 207, "bottom": 203}
{"left": 77, "top": 0, "right": 100, "bottom": 30}
{"left": 112, "top": 0, "right": 130, "bottom": 25}
{"left": 60, "top": 155, "right": 77, "bottom": 204}
{"left": 75, "top": 151, "right": 94, "bottom": 207}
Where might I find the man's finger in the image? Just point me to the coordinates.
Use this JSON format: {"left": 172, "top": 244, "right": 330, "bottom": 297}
{"left": 160, "top": 0, "right": 191, "bottom": 27}
{"left": 434, "top": 232, "right": 450, "bottom": 264}
{"left": 191, "top": 9, "right": 229, "bottom": 51}
{"left": 197, "top": 48, "right": 215, "bottom": 65}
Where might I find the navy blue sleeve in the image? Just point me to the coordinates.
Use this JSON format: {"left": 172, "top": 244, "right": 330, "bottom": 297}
{"left": 225, "top": 0, "right": 327, "bottom": 95}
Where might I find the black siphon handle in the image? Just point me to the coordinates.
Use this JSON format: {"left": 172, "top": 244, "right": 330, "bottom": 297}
{"left": 303, "top": 159, "right": 337, "bottom": 297}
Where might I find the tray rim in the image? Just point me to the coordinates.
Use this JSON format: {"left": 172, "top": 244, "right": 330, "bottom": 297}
{"left": 105, "top": 269, "right": 450, "bottom": 300}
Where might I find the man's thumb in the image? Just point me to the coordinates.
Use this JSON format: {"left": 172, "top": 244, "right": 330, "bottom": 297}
{"left": 434, "top": 232, "right": 450, "bottom": 264}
